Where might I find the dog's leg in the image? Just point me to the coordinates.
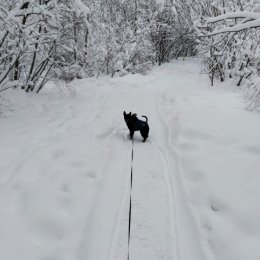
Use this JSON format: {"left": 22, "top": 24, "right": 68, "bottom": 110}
{"left": 130, "top": 131, "right": 134, "bottom": 140}
{"left": 140, "top": 127, "right": 149, "bottom": 142}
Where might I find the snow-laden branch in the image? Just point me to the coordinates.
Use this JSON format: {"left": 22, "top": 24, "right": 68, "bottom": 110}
{"left": 207, "top": 12, "right": 260, "bottom": 23}
{"left": 74, "top": 0, "right": 90, "bottom": 18}
{"left": 206, "top": 11, "right": 260, "bottom": 35}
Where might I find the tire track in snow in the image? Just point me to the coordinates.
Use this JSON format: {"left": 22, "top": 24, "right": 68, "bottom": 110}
{"left": 126, "top": 138, "right": 175, "bottom": 260}
{"left": 107, "top": 140, "right": 133, "bottom": 260}
{"left": 156, "top": 93, "right": 210, "bottom": 260}
{"left": 150, "top": 140, "right": 179, "bottom": 260}
{"left": 78, "top": 132, "right": 132, "bottom": 260}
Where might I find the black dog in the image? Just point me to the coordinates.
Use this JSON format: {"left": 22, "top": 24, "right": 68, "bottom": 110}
{"left": 123, "top": 111, "right": 149, "bottom": 142}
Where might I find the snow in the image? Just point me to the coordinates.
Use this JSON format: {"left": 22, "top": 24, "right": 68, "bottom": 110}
{"left": 208, "top": 18, "right": 260, "bottom": 35}
{"left": 206, "top": 11, "right": 260, "bottom": 35}
{"left": 74, "top": 0, "right": 90, "bottom": 18}
{"left": 207, "top": 12, "right": 260, "bottom": 23}
{"left": 1, "top": 59, "right": 260, "bottom": 260}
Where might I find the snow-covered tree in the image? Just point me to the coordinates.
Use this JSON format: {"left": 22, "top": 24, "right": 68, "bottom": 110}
{"left": 196, "top": 0, "right": 260, "bottom": 109}
{"left": 0, "top": 0, "right": 61, "bottom": 92}
{"left": 2, "top": 0, "right": 258, "bottom": 112}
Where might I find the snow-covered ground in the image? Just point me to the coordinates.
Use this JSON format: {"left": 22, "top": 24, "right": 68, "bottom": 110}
{"left": 0, "top": 59, "right": 260, "bottom": 260}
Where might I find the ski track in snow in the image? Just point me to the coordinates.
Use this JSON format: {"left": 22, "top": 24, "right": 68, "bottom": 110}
{"left": 156, "top": 93, "right": 212, "bottom": 260}
{"left": 1, "top": 59, "right": 260, "bottom": 260}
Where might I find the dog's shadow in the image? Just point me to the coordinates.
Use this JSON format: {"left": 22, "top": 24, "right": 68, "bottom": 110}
{"left": 125, "top": 132, "right": 151, "bottom": 143}
{"left": 114, "top": 128, "right": 146, "bottom": 143}
{"left": 130, "top": 135, "right": 145, "bottom": 143}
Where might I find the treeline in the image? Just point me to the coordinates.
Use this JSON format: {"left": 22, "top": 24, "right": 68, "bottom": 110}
{"left": 0, "top": 0, "right": 259, "bottom": 109}
{"left": 0, "top": 0, "right": 197, "bottom": 93}
{"left": 197, "top": 0, "right": 260, "bottom": 110}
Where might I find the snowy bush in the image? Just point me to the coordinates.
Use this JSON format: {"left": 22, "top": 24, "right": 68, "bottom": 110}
{"left": 53, "top": 64, "right": 86, "bottom": 82}
{"left": 244, "top": 76, "right": 260, "bottom": 111}
{"left": 196, "top": 0, "right": 260, "bottom": 110}
{"left": 1, "top": 0, "right": 259, "bottom": 112}
{"left": 0, "top": 0, "right": 201, "bottom": 93}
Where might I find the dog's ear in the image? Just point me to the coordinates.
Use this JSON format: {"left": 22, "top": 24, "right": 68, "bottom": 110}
{"left": 123, "top": 111, "right": 126, "bottom": 115}
{"left": 129, "top": 112, "right": 132, "bottom": 115}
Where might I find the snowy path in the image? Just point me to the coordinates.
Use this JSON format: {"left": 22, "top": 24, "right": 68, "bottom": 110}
{"left": 1, "top": 59, "right": 260, "bottom": 260}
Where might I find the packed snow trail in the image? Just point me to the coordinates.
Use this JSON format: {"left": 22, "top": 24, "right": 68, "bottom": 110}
{"left": 1, "top": 59, "right": 260, "bottom": 260}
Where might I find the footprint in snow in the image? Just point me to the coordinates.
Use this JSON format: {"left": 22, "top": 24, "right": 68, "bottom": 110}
{"left": 243, "top": 145, "right": 260, "bottom": 155}
{"left": 182, "top": 129, "right": 213, "bottom": 141}
{"left": 52, "top": 149, "right": 65, "bottom": 159}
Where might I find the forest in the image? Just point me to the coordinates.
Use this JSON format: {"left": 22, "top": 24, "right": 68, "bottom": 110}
{"left": 1, "top": 2, "right": 260, "bottom": 260}
{"left": 0, "top": 0, "right": 260, "bottom": 109}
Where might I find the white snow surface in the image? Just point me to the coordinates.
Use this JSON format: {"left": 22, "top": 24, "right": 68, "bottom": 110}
{"left": 0, "top": 59, "right": 260, "bottom": 260}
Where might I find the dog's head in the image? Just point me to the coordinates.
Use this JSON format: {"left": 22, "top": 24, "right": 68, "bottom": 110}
{"left": 123, "top": 111, "right": 132, "bottom": 124}
{"left": 123, "top": 111, "right": 137, "bottom": 123}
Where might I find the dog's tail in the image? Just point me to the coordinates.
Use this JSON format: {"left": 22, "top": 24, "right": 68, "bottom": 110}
{"left": 141, "top": 116, "right": 148, "bottom": 122}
